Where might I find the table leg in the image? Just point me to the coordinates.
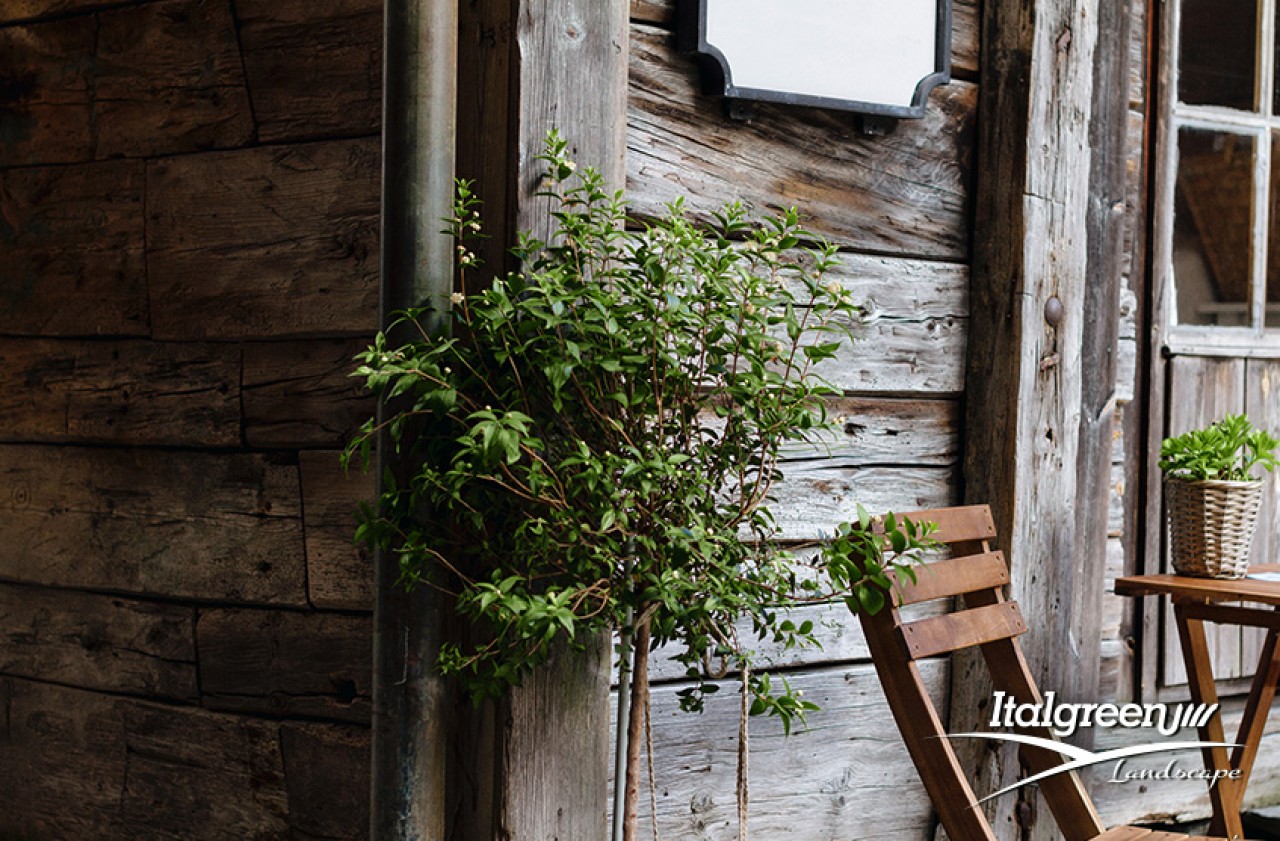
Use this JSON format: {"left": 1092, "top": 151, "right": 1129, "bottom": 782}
{"left": 1173, "top": 603, "right": 1245, "bottom": 840}
{"left": 1226, "top": 625, "right": 1280, "bottom": 813}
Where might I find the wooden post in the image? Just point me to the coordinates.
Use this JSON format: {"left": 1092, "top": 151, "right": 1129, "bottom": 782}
{"left": 449, "top": 1, "right": 628, "bottom": 838}
{"left": 956, "top": 0, "right": 1118, "bottom": 837}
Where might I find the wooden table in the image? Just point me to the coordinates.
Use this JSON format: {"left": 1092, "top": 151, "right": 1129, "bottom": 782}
{"left": 1115, "top": 567, "right": 1280, "bottom": 840}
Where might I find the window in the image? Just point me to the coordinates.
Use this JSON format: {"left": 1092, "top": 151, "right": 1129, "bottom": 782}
{"left": 1164, "top": 0, "right": 1280, "bottom": 344}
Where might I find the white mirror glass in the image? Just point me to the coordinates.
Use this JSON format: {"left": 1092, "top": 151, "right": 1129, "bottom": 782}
{"left": 704, "top": 0, "right": 941, "bottom": 109}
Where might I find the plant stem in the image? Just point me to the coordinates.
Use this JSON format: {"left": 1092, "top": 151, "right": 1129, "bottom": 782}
{"left": 624, "top": 617, "right": 651, "bottom": 841}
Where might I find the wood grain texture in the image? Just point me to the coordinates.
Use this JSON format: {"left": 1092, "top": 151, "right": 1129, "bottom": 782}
{"left": 770, "top": 465, "right": 957, "bottom": 541}
{"left": 0, "top": 445, "right": 307, "bottom": 605}
{"left": 959, "top": 0, "right": 1104, "bottom": 838}
{"left": 627, "top": 0, "right": 981, "bottom": 78}
{"left": 147, "top": 139, "right": 380, "bottom": 340}
{"left": 627, "top": 24, "right": 977, "bottom": 261}
{"left": 781, "top": 396, "right": 961, "bottom": 467}
{"left": 0, "top": 160, "right": 148, "bottom": 337}
{"left": 198, "top": 608, "right": 371, "bottom": 723}
{"left": 300, "top": 450, "right": 374, "bottom": 611}
{"left": 0, "top": 0, "right": 116, "bottom": 25}
{"left": 0, "top": 338, "right": 240, "bottom": 446}
{"left": 280, "top": 722, "right": 371, "bottom": 840}
{"left": 0, "top": 583, "right": 196, "bottom": 699}
{"left": 615, "top": 661, "right": 947, "bottom": 840}
{"left": 0, "top": 16, "right": 97, "bottom": 166}
{"left": 236, "top": 0, "right": 382, "bottom": 143}
{"left": 0, "top": 678, "right": 291, "bottom": 840}
{"left": 93, "top": 0, "right": 254, "bottom": 159}
{"left": 243, "top": 339, "right": 374, "bottom": 448}
{"left": 0, "top": 0, "right": 254, "bottom": 166}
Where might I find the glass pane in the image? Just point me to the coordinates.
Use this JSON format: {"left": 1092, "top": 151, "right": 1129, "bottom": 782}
{"left": 1174, "top": 129, "right": 1255, "bottom": 326}
{"left": 1180, "top": 0, "right": 1257, "bottom": 111}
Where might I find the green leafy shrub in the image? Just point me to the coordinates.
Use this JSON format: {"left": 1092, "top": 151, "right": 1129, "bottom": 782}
{"left": 1159, "top": 413, "right": 1280, "bottom": 482}
{"left": 344, "top": 133, "right": 933, "bottom": 735}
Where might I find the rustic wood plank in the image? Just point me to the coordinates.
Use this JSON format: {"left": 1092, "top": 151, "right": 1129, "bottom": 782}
{"left": 242, "top": 339, "right": 374, "bottom": 448}
{"left": 770, "top": 465, "right": 958, "bottom": 541}
{"left": 236, "top": 0, "right": 382, "bottom": 143}
{"left": 0, "top": 678, "right": 357, "bottom": 840}
{"left": 0, "top": 583, "right": 196, "bottom": 699}
{"left": 147, "top": 139, "right": 380, "bottom": 340}
{"left": 627, "top": 24, "right": 977, "bottom": 261}
{"left": 0, "top": 0, "right": 254, "bottom": 166}
{"left": 93, "top": 0, "right": 254, "bottom": 159}
{"left": 0, "top": 338, "right": 240, "bottom": 446}
{"left": 0, "top": 160, "right": 148, "bottom": 337}
{"left": 0, "top": 445, "right": 307, "bottom": 605}
{"left": 280, "top": 722, "right": 371, "bottom": 839}
{"left": 0, "top": 16, "right": 97, "bottom": 166}
{"left": 300, "top": 450, "right": 374, "bottom": 611}
{"left": 198, "top": 608, "right": 371, "bottom": 724}
{"left": 0, "top": 0, "right": 116, "bottom": 25}
{"left": 619, "top": 661, "right": 946, "bottom": 840}
{"left": 627, "top": 0, "right": 980, "bottom": 78}
{"left": 783, "top": 396, "right": 960, "bottom": 466}
{"left": 119, "top": 697, "right": 290, "bottom": 840}
{"left": 0, "top": 677, "right": 129, "bottom": 839}
{"left": 959, "top": 0, "right": 1106, "bottom": 837}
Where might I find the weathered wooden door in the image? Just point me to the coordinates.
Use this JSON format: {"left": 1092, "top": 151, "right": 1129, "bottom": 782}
{"left": 1150, "top": 0, "right": 1280, "bottom": 691}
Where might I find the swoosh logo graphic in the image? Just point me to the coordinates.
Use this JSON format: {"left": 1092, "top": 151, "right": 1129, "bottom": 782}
{"left": 946, "top": 732, "right": 1243, "bottom": 803}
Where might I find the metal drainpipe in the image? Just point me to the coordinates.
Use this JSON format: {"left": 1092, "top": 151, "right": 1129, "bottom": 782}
{"left": 371, "top": 0, "right": 457, "bottom": 838}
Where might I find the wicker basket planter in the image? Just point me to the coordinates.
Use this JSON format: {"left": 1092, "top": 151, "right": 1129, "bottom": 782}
{"left": 1165, "top": 476, "right": 1264, "bottom": 579}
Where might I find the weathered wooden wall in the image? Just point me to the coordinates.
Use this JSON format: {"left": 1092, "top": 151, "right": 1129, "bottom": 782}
{"left": 621, "top": 2, "right": 974, "bottom": 838}
{"left": 0, "top": 0, "right": 380, "bottom": 837}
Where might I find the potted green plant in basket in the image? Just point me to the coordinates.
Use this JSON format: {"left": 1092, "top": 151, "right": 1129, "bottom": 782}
{"left": 1159, "top": 413, "right": 1280, "bottom": 579}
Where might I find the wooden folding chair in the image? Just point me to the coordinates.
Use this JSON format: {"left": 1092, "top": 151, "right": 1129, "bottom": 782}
{"left": 854, "top": 504, "right": 1228, "bottom": 841}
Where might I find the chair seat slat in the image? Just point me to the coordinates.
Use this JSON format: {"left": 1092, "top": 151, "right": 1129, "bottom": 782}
{"left": 899, "top": 600, "right": 1027, "bottom": 660}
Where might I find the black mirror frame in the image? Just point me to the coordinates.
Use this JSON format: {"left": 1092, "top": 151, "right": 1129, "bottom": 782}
{"left": 675, "top": 0, "right": 953, "bottom": 119}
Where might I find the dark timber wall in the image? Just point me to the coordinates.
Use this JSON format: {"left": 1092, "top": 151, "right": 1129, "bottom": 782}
{"left": 0, "top": 0, "right": 380, "bottom": 837}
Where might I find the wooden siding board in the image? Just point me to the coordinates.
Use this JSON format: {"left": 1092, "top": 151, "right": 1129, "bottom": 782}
{"left": 242, "top": 339, "right": 374, "bottom": 449}
{"left": 0, "top": 160, "right": 149, "bottom": 337}
{"left": 771, "top": 465, "right": 957, "bottom": 540}
{"left": 299, "top": 450, "right": 374, "bottom": 611}
{"left": 0, "top": 338, "right": 240, "bottom": 446}
{"left": 198, "top": 608, "right": 372, "bottom": 724}
{"left": 93, "top": 0, "right": 254, "bottom": 159}
{"left": 0, "top": 445, "right": 307, "bottom": 605}
{"left": 280, "top": 722, "right": 372, "bottom": 839}
{"left": 236, "top": 0, "right": 382, "bottom": 143}
{"left": 0, "top": 0, "right": 254, "bottom": 167}
{"left": 0, "top": 677, "right": 129, "bottom": 840}
{"left": 0, "top": 16, "right": 97, "bottom": 167}
{"left": 0, "top": 583, "right": 197, "bottom": 699}
{"left": 627, "top": 24, "right": 976, "bottom": 261}
{"left": 146, "top": 139, "right": 380, "bottom": 340}
{"left": 619, "top": 661, "right": 947, "bottom": 839}
{"left": 0, "top": 1, "right": 115, "bottom": 25}
{"left": 783, "top": 396, "right": 961, "bottom": 467}
{"left": 0, "top": 678, "right": 371, "bottom": 840}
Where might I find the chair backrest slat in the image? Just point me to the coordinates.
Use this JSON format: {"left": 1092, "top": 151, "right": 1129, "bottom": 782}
{"left": 899, "top": 601, "right": 1028, "bottom": 660}
{"left": 891, "top": 550, "right": 1010, "bottom": 605}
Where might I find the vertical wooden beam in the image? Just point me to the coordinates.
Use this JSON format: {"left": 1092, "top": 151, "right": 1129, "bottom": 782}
{"left": 957, "top": 0, "right": 1106, "bottom": 837}
{"left": 451, "top": 1, "right": 628, "bottom": 838}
